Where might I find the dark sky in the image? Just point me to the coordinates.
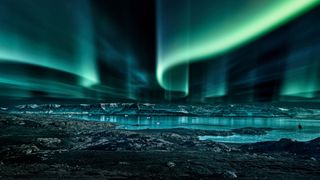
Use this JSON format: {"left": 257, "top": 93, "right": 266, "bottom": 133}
{"left": 0, "top": 0, "right": 319, "bottom": 105}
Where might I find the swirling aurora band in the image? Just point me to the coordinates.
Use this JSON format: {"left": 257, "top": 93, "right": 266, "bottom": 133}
{"left": 156, "top": 0, "right": 320, "bottom": 96}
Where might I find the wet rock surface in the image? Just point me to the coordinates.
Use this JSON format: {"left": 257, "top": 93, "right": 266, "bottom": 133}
{"left": 0, "top": 113, "right": 320, "bottom": 179}
{"left": 232, "top": 127, "right": 272, "bottom": 135}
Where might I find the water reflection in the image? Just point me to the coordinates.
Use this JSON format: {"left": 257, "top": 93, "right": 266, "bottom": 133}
{"left": 68, "top": 115, "right": 320, "bottom": 142}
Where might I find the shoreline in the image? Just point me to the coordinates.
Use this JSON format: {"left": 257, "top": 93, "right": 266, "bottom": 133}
{"left": 2, "top": 103, "right": 320, "bottom": 120}
{"left": 1, "top": 113, "right": 320, "bottom": 179}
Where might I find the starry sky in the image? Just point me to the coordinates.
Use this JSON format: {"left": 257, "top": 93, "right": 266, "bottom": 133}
{"left": 0, "top": 0, "right": 319, "bottom": 105}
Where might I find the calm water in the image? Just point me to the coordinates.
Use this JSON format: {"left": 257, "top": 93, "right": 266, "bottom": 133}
{"left": 69, "top": 115, "right": 320, "bottom": 143}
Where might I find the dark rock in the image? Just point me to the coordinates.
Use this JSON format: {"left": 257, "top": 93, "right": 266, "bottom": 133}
{"left": 241, "top": 138, "right": 320, "bottom": 158}
{"left": 309, "top": 137, "right": 320, "bottom": 143}
{"left": 118, "top": 161, "right": 130, "bottom": 165}
{"left": 223, "top": 170, "right": 237, "bottom": 179}
{"left": 232, "top": 127, "right": 272, "bottom": 135}
{"left": 17, "top": 121, "right": 26, "bottom": 126}
{"left": 166, "top": 161, "right": 175, "bottom": 168}
{"left": 16, "top": 144, "right": 40, "bottom": 155}
{"left": 37, "top": 138, "right": 61, "bottom": 148}
{"left": 1, "top": 112, "right": 320, "bottom": 179}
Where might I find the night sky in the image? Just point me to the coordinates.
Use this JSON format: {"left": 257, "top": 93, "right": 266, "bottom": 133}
{"left": 0, "top": 0, "right": 319, "bottom": 105}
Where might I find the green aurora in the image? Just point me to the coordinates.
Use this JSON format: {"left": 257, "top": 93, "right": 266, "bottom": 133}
{"left": 156, "top": 0, "right": 320, "bottom": 96}
{"left": 0, "top": 0, "right": 319, "bottom": 103}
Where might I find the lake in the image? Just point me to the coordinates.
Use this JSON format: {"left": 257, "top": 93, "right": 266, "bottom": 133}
{"left": 69, "top": 115, "right": 320, "bottom": 143}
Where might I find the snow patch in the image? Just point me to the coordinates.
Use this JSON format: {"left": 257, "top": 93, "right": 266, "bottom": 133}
{"left": 278, "top": 108, "right": 288, "bottom": 111}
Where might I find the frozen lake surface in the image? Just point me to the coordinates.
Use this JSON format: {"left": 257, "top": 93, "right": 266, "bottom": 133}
{"left": 69, "top": 115, "right": 320, "bottom": 143}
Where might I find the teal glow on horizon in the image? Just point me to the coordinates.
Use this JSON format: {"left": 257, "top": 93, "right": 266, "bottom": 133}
{"left": 281, "top": 48, "right": 320, "bottom": 98}
{"left": 157, "top": 0, "right": 320, "bottom": 95}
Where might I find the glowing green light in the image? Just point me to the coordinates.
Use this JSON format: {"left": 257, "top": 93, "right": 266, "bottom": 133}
{"left": 157, "top": 0, "right": 320, "bottom": 95}
{"left": 0, "top": 0, "right": 98, "bottom": 87}
{"left": 281, "top": 55, "right": 320, "bottom": 98}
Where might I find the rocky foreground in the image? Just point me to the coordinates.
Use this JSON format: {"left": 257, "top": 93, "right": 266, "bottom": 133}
{"left": 1, "top": 113, "right": 320, "bottom": 179}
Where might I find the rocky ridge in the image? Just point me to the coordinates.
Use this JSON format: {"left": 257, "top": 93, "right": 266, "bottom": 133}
{"left": 1, "top": 103, "right": 320, "bottom": 119}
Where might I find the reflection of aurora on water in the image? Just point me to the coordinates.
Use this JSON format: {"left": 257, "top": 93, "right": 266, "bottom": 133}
{"left": 1, "top": 2, "right": 320, "bottom": 178}
{"left": 57, "top": 115, "right": 320, "bottom": 143}
{"left": 0, "top": 0, "right": 319, "bottom": 104}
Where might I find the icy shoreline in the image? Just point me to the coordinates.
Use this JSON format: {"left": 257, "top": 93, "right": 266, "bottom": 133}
{"left": 2, "top": 103, "right": 320, "bottom": 119}
{"left": 1, "top": 113, "right": 320, "bottom": 179}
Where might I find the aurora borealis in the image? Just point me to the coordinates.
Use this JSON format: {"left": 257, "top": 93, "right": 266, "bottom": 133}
{"left": 0, "top": 0, "right": 319, "bottom": 104}
{"left": 156, "top": 0, "right": 319, "bottom": 95}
